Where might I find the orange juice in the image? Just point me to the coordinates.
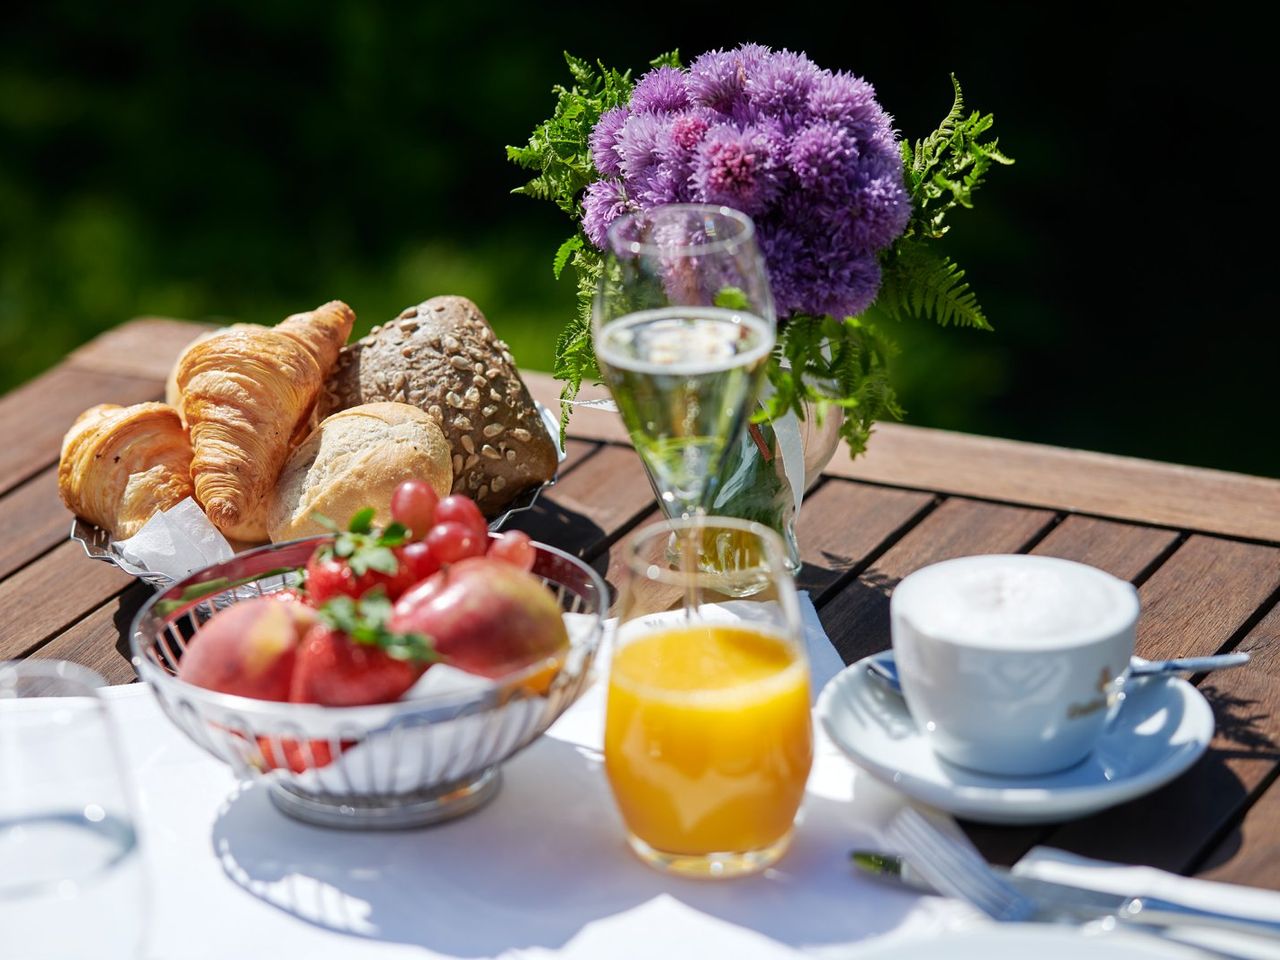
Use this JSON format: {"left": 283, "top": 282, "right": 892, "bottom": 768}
{"left": 604, "top": 624, "right": 813, "bottom": 856}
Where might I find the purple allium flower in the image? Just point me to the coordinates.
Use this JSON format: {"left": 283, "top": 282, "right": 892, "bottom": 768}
{"left": 581, "top": 179, "right": 631, "bottom": 248}
{"left": 788, "top": 121, "right": 859, "bottom": 192}
{"left": 585, "top": 43, "right": 911, "bottom": 319}
{"left": 664, "top": 108, "right": 714, "bottom": 154}
{"left": 747, "top": 49, "right": 820, "bottom": 122}
{"left": 692, "top": 124, "right": 781, "bottom": 215}
{"left": 686, "top": 49, "right": 747, "bottom": 113}
{"left": 847, "top": 175, "right": 913, "bottom": 252}
{"left": 733, "top": 43, "right": 773, "bottom": 75}
{"left": 630, "top": 66, "right": 689, "bottom": 114}
{"left": 590, "top": 106, "right": 629, "bottom": 177}
{"left": 807, "top": 71, "right": 877, "bottom": 126}
{"left": 615, "top": 111, "right": 665, "bottom": 182}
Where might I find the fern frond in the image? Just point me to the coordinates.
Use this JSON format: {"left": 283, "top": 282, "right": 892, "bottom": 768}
{"left": 901, "top": 75, "right": 1013, "bottom": 242}
{"left": 755, "top": 313, "right": 904, "bottom": 457}
{"left": 563, "top": 51, "right": 595, "bottom": 89}
{"left": 552, "top": 235, "right": 583, "bottom": 280}
{"left": 876, "top": 241, "right": 991, "bottom": 329}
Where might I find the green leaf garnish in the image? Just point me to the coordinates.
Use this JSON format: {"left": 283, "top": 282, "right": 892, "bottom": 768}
{"left": 310, "top": 513, "right": 339, "bottom": 532}
{"left": 154, "top": 567, "right": 301, "bottom": 616}
{"left": 316, "top": 592, "right": 439, "bottom": 664}
{"left": 313, "top": 508, "right": 412, "bottom": 581}
{"left": 348, "top": 507, "right": 376, "bottom": 535}
{"left": 713, "top": 286, "right": 750, "bottom": 311}
{"left": 350, "top": 545, "right": 398, "bottom": 577}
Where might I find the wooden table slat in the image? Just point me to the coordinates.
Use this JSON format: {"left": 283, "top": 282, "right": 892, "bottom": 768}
{"left": 823, "top": 419, "right": 1280, "bottom": 543}
{"left": 1133, "top": 535, "right": 1280, "bottom": 662}
{"left": 0, "top": 468, "right": 68, "bottom": 582}
{"left": 596, "top": 481, "right": 938, "bottom": 603}
{"left": 30, "top": 584, "right": 152, "bottom": 685}
{"left": 63, "top": 318, "right": 211, "bottom": 382}
{"left": 1197, "top": 606, "right": 1280, "bottom": 885}
{"left": 793, "top": 480, "right": 937, "bottom": 599}
{"left": 1026, "top": 515, "right": 1181, "bottom": 584}
{"left": 557, "top": 439, "right": 602, "bottom": 477}
{"left": 0, "top": 541, "right": 134, "bottom": 661}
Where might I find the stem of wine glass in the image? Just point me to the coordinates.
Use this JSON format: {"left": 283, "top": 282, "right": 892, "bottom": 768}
{"left": 680, "top": 522, "right": 700, "bottom": 615}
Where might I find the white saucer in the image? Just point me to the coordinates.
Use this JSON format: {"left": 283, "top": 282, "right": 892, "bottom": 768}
{"left": 816, "top": 652, "right": 1214, "bottom": 825}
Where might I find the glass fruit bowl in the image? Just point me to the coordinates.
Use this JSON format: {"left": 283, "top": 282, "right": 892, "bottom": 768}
{"left": 129, "top": 534, "right": 606, "bottom": 829}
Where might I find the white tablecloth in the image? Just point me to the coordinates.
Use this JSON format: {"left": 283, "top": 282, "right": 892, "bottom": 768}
{"left": 100, "top": 593, "right": 970, "bottom": 959}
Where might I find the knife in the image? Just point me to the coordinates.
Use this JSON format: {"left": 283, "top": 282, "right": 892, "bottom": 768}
{"left": 851, "top": 851, "right": 1280, "bottom": 942}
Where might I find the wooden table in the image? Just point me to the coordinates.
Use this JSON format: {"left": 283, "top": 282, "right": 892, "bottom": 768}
{"left": 5, "top": 317, "right": 1280, "bottom": 891}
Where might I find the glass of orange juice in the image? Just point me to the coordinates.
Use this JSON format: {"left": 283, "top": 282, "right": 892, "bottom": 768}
{"left": 605, "top": 516, "right": 813, "bottom": 878}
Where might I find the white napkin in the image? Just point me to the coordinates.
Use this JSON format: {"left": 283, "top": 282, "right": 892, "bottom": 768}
{"left": 114, "top": 497, "right": 234, "bottom": 581}
{"left": 1015, "top": 846, "right": 1280, "bottom": 958}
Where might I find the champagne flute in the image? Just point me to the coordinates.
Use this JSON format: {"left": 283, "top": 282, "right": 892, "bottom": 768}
{"left": 592, "top": 204, "right": 775, "bottom": 520}
{"left": 604, "top": 517, "right": 813, "bottom": 878}
{"left": 1, "top": 661, "right": 147, "bottom": 959}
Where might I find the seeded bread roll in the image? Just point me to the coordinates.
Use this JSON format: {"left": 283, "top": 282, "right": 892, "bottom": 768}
{"left": 319, "top": 296, "right": 557, "bottom": 515}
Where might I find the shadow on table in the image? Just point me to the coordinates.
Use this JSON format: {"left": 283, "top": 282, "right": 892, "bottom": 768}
{"left": 508, "top": 500, "right": 607, "bottom": 560}
{"left": 1183, "top": 682, "right": 1280, "bottom": 873}
{"left": 211, "top": 735, "right": 916, "bottom": 956}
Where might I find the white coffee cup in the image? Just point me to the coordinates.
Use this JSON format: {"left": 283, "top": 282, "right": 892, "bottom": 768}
{"left": 890, "top": 554, "right": 1139, "bottom": 777}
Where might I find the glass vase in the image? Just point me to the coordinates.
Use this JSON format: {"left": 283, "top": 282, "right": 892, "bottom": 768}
{"left": 649, "top": 395, "right": 845, "bottom": 578}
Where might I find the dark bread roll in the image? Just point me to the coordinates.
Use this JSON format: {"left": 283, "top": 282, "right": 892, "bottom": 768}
{"left": 319, "top": 296, "right": 557, "bottom": 515}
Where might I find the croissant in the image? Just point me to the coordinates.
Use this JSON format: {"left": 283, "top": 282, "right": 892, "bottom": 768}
{"left": 164, "top": 325, "right": 255, "bottom": 416}
{"left": 58, "top": 402, "right": 195, "bottom": 538}
{"left": 176, "top": 300, "right": 355, "bottom": 541}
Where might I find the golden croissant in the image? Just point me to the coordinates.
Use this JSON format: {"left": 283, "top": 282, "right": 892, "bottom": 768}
{"left": 176, "top": 300, "right": 355, "bottom": 541}
{"left": 164, "top": 324, "right": 255, "bottom": 417}
{"left": 58, "top": 402, "right": 195, "bottom": 538}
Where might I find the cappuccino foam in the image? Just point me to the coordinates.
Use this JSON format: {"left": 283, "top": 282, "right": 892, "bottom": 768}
{"left": 893, "top": 555, "right": 1136, "bottom": 649}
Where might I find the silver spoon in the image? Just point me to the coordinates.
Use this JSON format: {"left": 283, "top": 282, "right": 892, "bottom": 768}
{"left": 866, "top": 650, "right": 1249, "bottom": 697}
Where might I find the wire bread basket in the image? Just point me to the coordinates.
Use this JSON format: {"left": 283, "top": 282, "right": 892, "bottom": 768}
{"left": 73, "top": 400, "right": 564, "bottom": 589}
{"left": 129, "top": 535, "right": 607, "bottom": 829}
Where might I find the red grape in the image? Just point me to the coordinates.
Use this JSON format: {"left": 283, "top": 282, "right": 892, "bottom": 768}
{"left": 398, "top": 540, "right": 442, "bottom": 585}
{"left": 426, "top": 522, "right": 486, "bottom": 564}
{"left": 391, "top": 480, "right": 440, "bottom": 540}
{"left": 434, "top": 495, "right": 488, "bottom": 539}
{"left": 487, "top": 530, "right": 536, "bottom": 571}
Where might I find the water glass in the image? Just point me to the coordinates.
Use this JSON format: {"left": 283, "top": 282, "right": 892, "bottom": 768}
{"left": 1, "top": 661, "right": 147, "bottom": 959}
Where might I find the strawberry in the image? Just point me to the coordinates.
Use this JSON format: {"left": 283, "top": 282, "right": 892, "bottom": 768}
{"left": 305, "top": 508, "right": 418, "bottom": 605}
{"left": 256, "top": 735, "right": 342, "bottom": 773}
{"left": 289, "top": 594, "right": 438, "bottom": 706}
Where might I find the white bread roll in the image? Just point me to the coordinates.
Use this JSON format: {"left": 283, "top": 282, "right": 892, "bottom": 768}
{"left": 267, "top": 402, "right": 452, "bottom": 542}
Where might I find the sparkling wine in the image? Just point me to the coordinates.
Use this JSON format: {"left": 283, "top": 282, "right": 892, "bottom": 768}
{"left": 596, "top": 306, "right": 773, "bottom": 515}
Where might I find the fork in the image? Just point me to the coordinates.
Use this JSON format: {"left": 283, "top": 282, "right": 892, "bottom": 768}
{"left": 885, "top": 807, "right": 1039, "bottom": 923}
{"left": 885, "top": 808, "right": 1275, "bottom": 957}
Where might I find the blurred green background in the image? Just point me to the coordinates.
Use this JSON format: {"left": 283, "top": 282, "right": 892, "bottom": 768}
{"left": 3, "top": 3, "right": 1273, "bottom": 475}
